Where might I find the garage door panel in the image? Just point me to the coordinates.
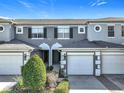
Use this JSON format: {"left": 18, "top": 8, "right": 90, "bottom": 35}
{"left": 68, "top": 54, "right": 93, "bottom": 75}
{"left": 0, "top": 53, "right": 23, "bottom": 75}
{"left": 102, "top": 54, "right": 124, "bottom": 74}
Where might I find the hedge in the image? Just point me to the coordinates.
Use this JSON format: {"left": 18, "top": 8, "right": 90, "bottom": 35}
{"left": 55, "top": 79, "right": 69, "bottom": 93}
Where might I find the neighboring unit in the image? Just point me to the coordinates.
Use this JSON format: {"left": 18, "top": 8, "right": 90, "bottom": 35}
{"left": 0, "top": 17, "right": 124, "bottom": 76}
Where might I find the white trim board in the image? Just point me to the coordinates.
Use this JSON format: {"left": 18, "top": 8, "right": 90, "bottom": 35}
{"left": 89, "top": 23, "right": 122, "bottom": 25}
{"left": 67, "top": 52, "right": 94, "bottom": 56}
{"left": 102, "top": 52, "right": 124, "bottom": 55}
{"left": 58, "top": 48, "right": 124, "bottom": 50}
{"left": 0, "top": 53, "right": 23, "bottom": 56}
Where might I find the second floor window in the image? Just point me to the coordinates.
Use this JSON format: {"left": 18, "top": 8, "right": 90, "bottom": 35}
{"left": 16, "top": 26, "right": 23, "bottom": 34}
{"left": 108, "top": 26, "right": 114, "bottom": 37}
{"left": 122, "top": 26, "right": 124, "bottom": 37}
{"left": 58, "top": 28, "right": 70, "bottom": 39}
{"left": 32, "top": 28, "right": 44, "bottom": 38}
{"left": 78, "top": 26, "right": 85, "bottom": 34}
{"left": 55, "top": 26, "right": 70, "bottom": 39}
{"left": 28, "top": 27, "right": 47, "bottom": 39}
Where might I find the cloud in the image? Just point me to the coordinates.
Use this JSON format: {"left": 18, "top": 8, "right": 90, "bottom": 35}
{"left": 39, "top": 0, "right": 49, "bottom": 5}
{"left": 91, "top": 2, "right": 97, "bottom": 7}
{"left": 97, "top": 1, "right": 107, "bottom": 6}
{"left": 18, "top": 0, "right": 32, "bottom": 8}
{"left": 89, "top": 0, "right": 107, "bottom": 7}
{"left": 0, "top": 16, "right": 12, "bottom": 19}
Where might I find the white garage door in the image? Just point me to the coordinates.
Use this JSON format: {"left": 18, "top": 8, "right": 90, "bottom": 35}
{"left": 102, "top": 52, "right": 124, "bottom": 74}
{"left": 67, "top": 52, "right": 94, "bottom": 75}
{"left": 0, "top": 53, "right": 23, "bottom": 75}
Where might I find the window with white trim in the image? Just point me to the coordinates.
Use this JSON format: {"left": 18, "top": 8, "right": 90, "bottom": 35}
{"left": 94, "top": 25, "right": 102, "bottom": 32}
{"left": 16, "top": 26, "right": 23, "bottom": 34}
{"left": 108, "top": 26, "right": 114, "bottom": 37}
{"left": 0, "top": 26, "right": 4, "bottom": 32}
{"left": 31, "top": 28, "right": 44, "bottom": 39}
{"left": 78, "top": 26, "right": 85, "bottom": 34}
{"left": 58, "top": 26, "right": 70, "bottom": 39}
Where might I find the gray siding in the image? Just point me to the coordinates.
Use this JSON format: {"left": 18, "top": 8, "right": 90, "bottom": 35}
{"left": 0, "top": 24, "right": 14, "bottom": 42}
{"left": 10, "top": 25, "right": 15, "bottom": 40}
{"left": 87, "top": 23, "right": 124, "bottom": 44}
{"left": 16, "top": 26, "right": 87, "bottom": 47}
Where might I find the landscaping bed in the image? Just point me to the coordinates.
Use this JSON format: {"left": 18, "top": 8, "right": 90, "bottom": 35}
{"left": 1, "top": 54, "right": 69, "bottom": 93}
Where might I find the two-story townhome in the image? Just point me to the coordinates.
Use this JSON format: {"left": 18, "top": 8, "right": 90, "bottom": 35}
{"left": 0, "top": 17, "right": 124, "bottom": 76}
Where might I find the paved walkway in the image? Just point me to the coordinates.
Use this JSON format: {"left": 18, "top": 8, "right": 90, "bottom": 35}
{"left": 0, "top": 76, "right": 17, "bottom": 91}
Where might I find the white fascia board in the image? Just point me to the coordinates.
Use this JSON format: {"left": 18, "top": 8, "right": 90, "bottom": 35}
{"left": 57, "top": 48, "right": 124, "bottom": 51}
{"left": 67, "top": 52, "right": 94, "bottom": 56}
{"left": 88, "top": 23, "right": 121, "bottom": 25}
{"left": 0, "top": 49, "right": 33, "bottom": 52}
{"left": 0, "top": 53, "right": 23, "bottom": 56}
{"left": 102, "top": 52, "right": 124, "bottom": 55}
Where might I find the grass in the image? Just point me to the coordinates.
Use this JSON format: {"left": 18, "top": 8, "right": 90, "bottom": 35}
{"left": 0, "top": 91, "right": 12, "bottom": 93}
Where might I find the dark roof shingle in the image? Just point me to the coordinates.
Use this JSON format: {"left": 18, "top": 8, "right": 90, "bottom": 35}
{"left": 61, "top": 39, "right": 124, "bottom": 48}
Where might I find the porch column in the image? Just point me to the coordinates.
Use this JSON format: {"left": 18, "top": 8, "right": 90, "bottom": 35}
{"left": 49, "top": 49, "right": 53, "bottom": 66}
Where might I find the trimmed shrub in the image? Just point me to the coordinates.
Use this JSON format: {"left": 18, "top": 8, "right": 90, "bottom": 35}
{"left": 21, "top": 54, "right": 46, "bottom": 92}
{"left": 16, "top": 77, "right": 24, "bottom": 89}
{"left": 55, "top": 79, "right": 69, "bottom": 93}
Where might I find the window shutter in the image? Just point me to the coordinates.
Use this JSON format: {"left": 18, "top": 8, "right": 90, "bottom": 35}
{"left": 14, "top": 27, "right": 16, "bottom": 35}
{"left": 28, "top": 27, "right": 32, "bottom": 38}
{"left": 14, "top": 27, "right": 16, "bottom": 31}
{"left": 70, "top": 27, "right": 73, "bottom": 38}
{"left": 54, "top": 27, "right": 58, "bottom": 38}
{"left": 44, "top": 27, "right": 47, "bottom": 38}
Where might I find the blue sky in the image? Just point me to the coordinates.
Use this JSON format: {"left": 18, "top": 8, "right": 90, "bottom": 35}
{"left": 0, "top": 0, "right": 124, "bottom": 19}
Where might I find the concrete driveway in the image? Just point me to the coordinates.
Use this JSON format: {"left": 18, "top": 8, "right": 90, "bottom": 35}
{"left": 105, "top": 75, "right": 124, "bottom": 91}
{"left": 69, "top": 76, "right": 124, "bottom": 93}
{"left": 0, "top": 76, "right": 17, "bottom": 91}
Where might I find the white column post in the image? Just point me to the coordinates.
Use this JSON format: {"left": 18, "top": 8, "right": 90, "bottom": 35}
{"left": 49, "top": 49, "right": 53, "bottom": 66}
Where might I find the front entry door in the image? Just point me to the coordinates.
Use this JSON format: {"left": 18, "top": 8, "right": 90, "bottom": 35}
{"left": 52, "top": 50, "right": 61, "bottom": 64}
{"left": 40, "top": 50, "right": 49, "bottom": 64}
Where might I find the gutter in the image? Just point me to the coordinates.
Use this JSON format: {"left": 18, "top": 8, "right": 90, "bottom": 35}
{"left": 57, "top": 48, "right": 124, "bottom": 51}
